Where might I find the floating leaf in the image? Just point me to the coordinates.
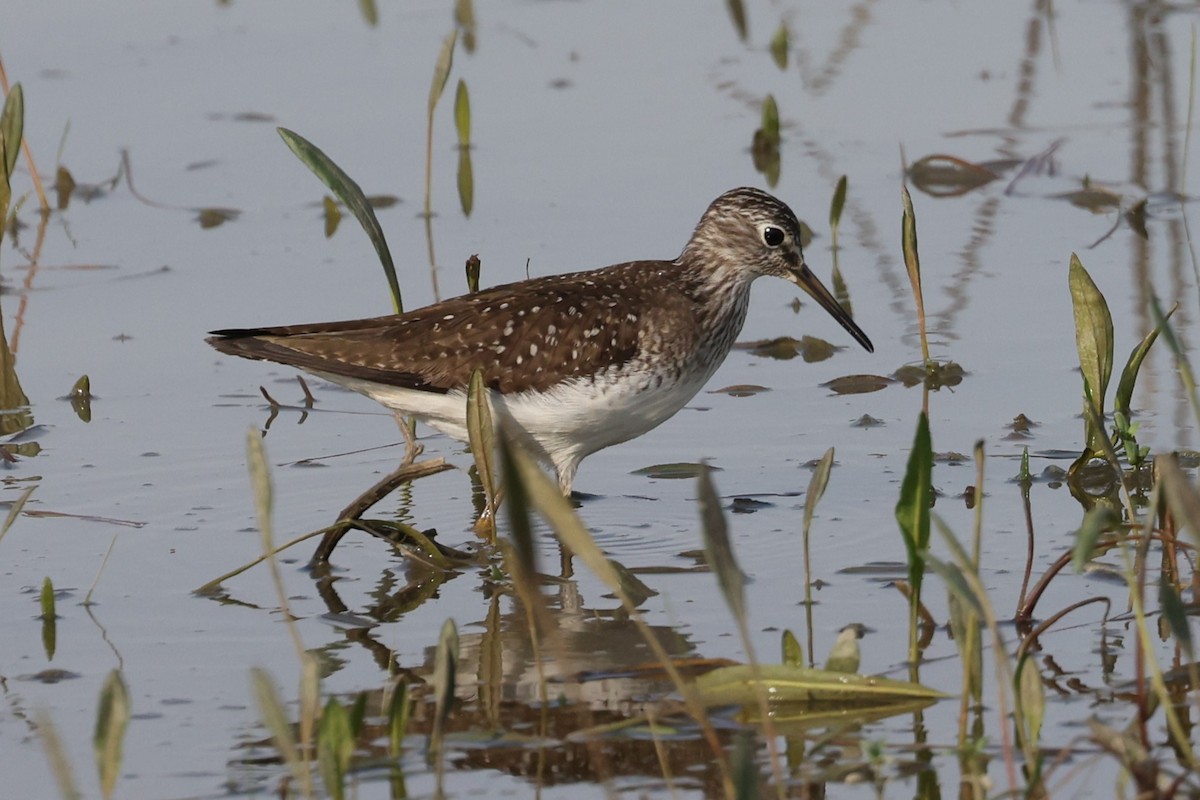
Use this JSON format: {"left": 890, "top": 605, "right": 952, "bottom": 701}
{"left": 906, "top": 154, "right": 998, "bottom": 197}
{"left": 709, "top": 384, "right": 769, "bottom": 397}
{"left": 743, "top": 335, "right": 835, "bottom": 363}
{"left": 822, "top": 374, "right": 892, "bottom": 395}
{"left": 94, "top": 670, "right": 130, "bottom": 800}
{"left": 694, "top": 663, "right": 945, "bottom": 706}
{"left": 633, "top": 462, "right": 714, "bottom": 480}
{"left": 278, "top": 127, "right": 402, "bottom": 313}
{"left": 196, "top": 207, "right": 240, "bottom": 229}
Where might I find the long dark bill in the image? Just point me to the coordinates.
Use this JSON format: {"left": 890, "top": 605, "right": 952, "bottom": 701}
{"left": 786, "top": 264, "right": 874, "bottom": 353}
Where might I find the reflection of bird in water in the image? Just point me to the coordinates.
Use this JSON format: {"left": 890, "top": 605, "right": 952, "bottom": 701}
{"left": 823, "top": 622, "right": 869, "bottom": 674}
{"left": 208, "top": 188, "right": 871, "bottom": 493}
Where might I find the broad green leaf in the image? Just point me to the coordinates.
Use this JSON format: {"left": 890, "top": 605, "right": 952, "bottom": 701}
{"left": 761, "top": 94, "right": 779, "bottom": 140}
{"left": 694, "top": 663, "right": 946, "bottom": 706}
{"left": 1015, "top": 654, "right": 1044, "bottom": 756}
{"left": 803, "top": 447, "right": 834, "bottom": 536}
{"left": 278, "top": 127, "right": 402, "bottom": 313}
{"left": 781, "top": 629, "right": 803, "bottom": 667}
{"left": 924, "top": 552, "right": 984, "bottom": 617}
{"left": 318, "top": 698, "right": 353, "bottom": 800}
{"left": 454, "top": 79, "right": 470, "bottom": 147}
{"left": 1071, "top": 506, "right": 1120, "bottom": 572}
{"left": 1160, "top": 576, "right": 1193, "bottom": 658}
{"left": 41, "top": 576, "right": 56, "bottom": 660}
{"left": 457, "top": 147, "right": 473, "bottom": 217}
{"left": 1115, "top": 304, "right": 1174, "bottom": 418}
{"left": 726, "top": 0, "right": 748, "bottom": 40}
{"left": 1068, "top": 253, "right": 1113, "bottom": 449}
{"left": 769, "top": 23, "right": 789, "bottom": 70}
{"left": 93, "top": 670, "right": 130, "bottom": 800}
{"left": 386, "top": 678, "right": 410, "bottom": 757}
{"left": 731, "top": 730, "right": 761, "bottom": 800}
{"left": 1160, "top": 455, "right": 1200, "bottom": 551}
{"left": 699, "top": 463, "right": 747, "bottom": 625}
{"left": 895, "top": 413, "right": 932, "bottom": 598}
{"left": 499, "top": 409, "right": 538, "bottom": 582}
{"left": 829, "top": 175, "right": 848, "bottom": 232}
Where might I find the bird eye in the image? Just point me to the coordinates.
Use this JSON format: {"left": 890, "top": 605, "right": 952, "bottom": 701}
{"left": 761, "top": 225, "right": 785, "bottom": 247}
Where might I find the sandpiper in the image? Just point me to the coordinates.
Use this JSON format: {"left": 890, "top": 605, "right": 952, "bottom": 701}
{"left": 208, "top": 187, "right": 872, "bottom": 493}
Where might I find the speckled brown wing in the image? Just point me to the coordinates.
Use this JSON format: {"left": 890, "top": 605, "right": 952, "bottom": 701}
{"left": 207, "top": 260, "right": 696, "bottom": 395}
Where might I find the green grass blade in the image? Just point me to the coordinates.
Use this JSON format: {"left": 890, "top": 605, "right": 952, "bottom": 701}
{"left": 428, "top": 618, "right": 459, "bottom": 766}
{"left": 93, "top": 670, "right": 130, "bottom": 800}
{"left": 278, "top": 127, "right": 402, "bottom": 313}
{"left": 731, "top": 730, "right": 761, "bottom": 800}
{"left": 761, "top": 94, "right": 779, "bottom": 140}
{"left": 35, "top": 710, "right": 81, "bottom": 800}
{"left": 386, "top": 678, "right": 411, "bottom": 757}
{"left": 0, "top": 484, "right": 34, "bottom": 549}
{"left": 698, "top": 463, "right": 747, "bottom": 625}
{"left": 0, "top": 83, "right": 22, "bottom": 180}
{"left": 466, "top": 369, "right": 497, "bottom": 533}
{"left": 318, "top": 698, "right": 353, "bottom": 800}
{"left": 1115, "top": 304, "right": 1174, "bottom": 418}
{"left": 1068, "top": 253, "right": 1113, "bottom": 450}
{"left": 250, "top": 667, "right": 308, "bottom": 791}
{"left": 1160, "top": 575, "right": 1194, "bottom": 659}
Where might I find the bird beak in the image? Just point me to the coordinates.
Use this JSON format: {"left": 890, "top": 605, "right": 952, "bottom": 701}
{"left": 786, "top": 263, "right": 874, "bottom": 353}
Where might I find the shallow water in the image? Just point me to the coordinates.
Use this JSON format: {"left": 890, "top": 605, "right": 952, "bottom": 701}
{"left": 2, "top": 1, "right": 1199, "bottom": 797}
